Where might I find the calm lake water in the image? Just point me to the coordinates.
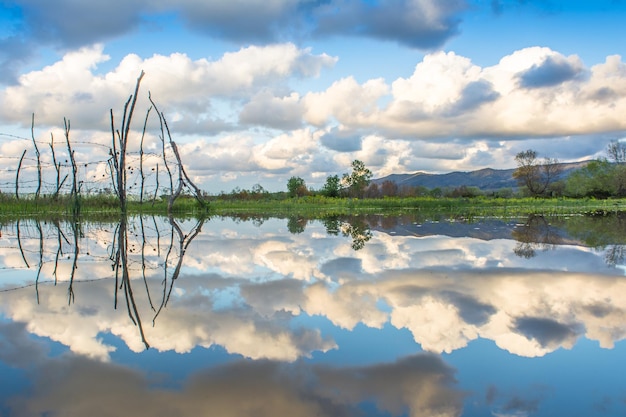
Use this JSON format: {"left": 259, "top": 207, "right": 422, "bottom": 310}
{"left": 1, "top": 214, "right": 626, "bottom": 416}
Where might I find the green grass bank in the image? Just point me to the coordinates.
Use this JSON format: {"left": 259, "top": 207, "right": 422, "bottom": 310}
{"left": 2, "top": 194, "right": 626, "bottom": 220}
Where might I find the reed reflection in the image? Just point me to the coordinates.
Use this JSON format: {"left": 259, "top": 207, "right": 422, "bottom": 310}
{"left": 3, "top": 215, "right": 205, "bottom": 350}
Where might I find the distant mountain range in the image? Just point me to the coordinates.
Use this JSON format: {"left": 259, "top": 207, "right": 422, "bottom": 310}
{"left": 373, "top": 161, "right": 590, "bottom": 191}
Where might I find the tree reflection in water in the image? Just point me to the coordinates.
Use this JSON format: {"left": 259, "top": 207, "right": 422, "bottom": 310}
{"left": 7, "top": 211, "right": 626, "bottom": 352}
{"left": 7, "top": 215, "right": 205, "bottom": 350}
{"left": 284, "top": 214, "right": 373, "bottom": 250}
{"left": 511, "top": 215, "right": 561, "bottom": 259}
{"left": 604, "top": 245, "right": 626, "bottom": 267}
{"left": 287, "top": 216, "right": 307, "bottom": 234}
{"left": 317, "top": 215, "right": 372, "bottom": 250}
{"left": 113, "top": 215, "right": 205, "bottom": 349}
{"left": 511, "top": 213, "right": 626, "bottom": 267}
{"left": 340, "top": 220, "right": 373, "bottom": 251}
{"left": 4, "top": 214, "right": 626, "bottom": 416}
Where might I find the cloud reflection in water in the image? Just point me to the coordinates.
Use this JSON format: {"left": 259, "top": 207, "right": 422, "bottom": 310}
{"left": 1, "top": 215, "right": 626, "bottom": 416}
{"left": 0, "top": 215, "right": 624, "bottom": 361}
{"left": 0, "top": 322, "right": 463, "bottom": 417}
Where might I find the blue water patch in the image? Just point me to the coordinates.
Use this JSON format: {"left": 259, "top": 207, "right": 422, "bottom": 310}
{"left": 445, "top": 337, "right": 626, "bottom": 417}
{"left": 292, "top": 312, "right": 420, "bottom": 366}
{"left": 0, "top": 361, "right": 31, "bottom": 415}
{"left": 100, "top": 331, "right": 240, "bottom": 388}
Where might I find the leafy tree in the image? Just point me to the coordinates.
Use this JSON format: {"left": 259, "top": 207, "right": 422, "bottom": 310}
{"left": 342, "top": 159, "right": 373, "bottom": 198}
{"left": 429, "top": 187, "right": 442, "bottom": 198}
{"left": 613, "top": 164, "right": 626, "bottom": 196}
{"left": 607, "top": 141, "right": 626, "bottom": 196}
{"left": 566, "top": 158, "right": 626, "bottom": 198}
{"left": 321, "top": 175, "right": 341, "bottom": 197}
{"left": 445, "top": 185, "right": 482, "bottom": 198}
{"left": 565, "top": 159, "right": 614, "bottom": 198}
{"left": 287, "top": 176, "right": 307, "bottom": 197}
{"left": 512, "top": 149, "right": 562, "bottom": 197}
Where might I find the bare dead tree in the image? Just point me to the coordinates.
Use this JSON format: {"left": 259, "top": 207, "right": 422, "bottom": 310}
{"left": 169, "top": 144, "right": 185, "bottom": 214}
{"left": 67, "top": 221, "right": 80, "bottom": 305}
{"left": 64, "top": 118, "right": 80, "bottom": 215}
{"left": 152, "top": 214, "right": 161, "bottom": 257}
{"left": 107, "top": 152, "right": 119, "bottom": 197}
{"left": 34, "top": 220, "right": 43, "bottom": 304}
{"left": 170, "top": 141, "right": 208, "bottom": 210}
{"left": 140, "top": 215, "right": 156, "bottom": 311}
{"left": 109, "top": 216, "right": 151, "bottom": 349}
{"left": 16, "top": 219, "right": 29, "bottom": 268}
{"left": 49, "top": 133, "right": 67, "bottom": 199}
{"left": 31, "top": 114, "right": 42, "bottom": 199}
{"left": 152, "top": 163, "right": 159, "bottom": 206}
{"left": 607, "top": 140, "right": 626, "bottom": 164}
{"left": 52, "top": 218, "right": 69, "bottom": 285}
{"left": 15, "top": 149, "right": 26, "bottom": 200}
{"left": 148, "top": 93, "right": 174, "bottom": 200}
{"left": 148, "top": 93, "right": 207, "bottom": 213}
{"left": 110, "top": 71, "right": 145, "bottom": 213}
{"left": 139, "top": 106, "right": 152, "bottom": 204}
{"left": 148, "top": 104, "right": 207, "bottom": 213}
{"left": 513, "top": 149, "right": 562, "bottom": 197}
{"left": 153, "top": 216, "right": 205, "bottom": 324}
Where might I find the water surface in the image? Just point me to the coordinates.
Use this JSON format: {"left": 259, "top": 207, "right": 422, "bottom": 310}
{"left": 1, "top": 214, "right": 625, "bottom": 416}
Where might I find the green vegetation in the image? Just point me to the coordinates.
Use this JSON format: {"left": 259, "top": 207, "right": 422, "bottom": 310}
{"left": 5, "top": 148, "right": 626, "bottom": 221}
{"left": 3, "top": 191, "right": 625, "bottom": 220}
{"left": 0, "top": 192, "right": 208, "bottom": 221}
{"left": 563, "top": 142, "right": 626, "bottom": 198}
{"left": 207, "top": 195, "right": 626, "bottom": 219}
{"left": 321, "top": 175, "right": 341, "bottom": 197}
{"left": 341, "top": 159, "right": 373, "bottom": 198}
{"left": 287, "top": 176, "right": 308, "bottom": 197}
{"left": 512, "top": 141, "right": 626, "bottom": 199}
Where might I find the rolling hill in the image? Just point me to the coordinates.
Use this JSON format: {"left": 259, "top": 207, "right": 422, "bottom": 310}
{"left": 372, "top": 161, "right": 590, "bottom": 191}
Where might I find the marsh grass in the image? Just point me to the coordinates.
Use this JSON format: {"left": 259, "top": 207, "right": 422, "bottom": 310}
{"left": 208, "top": 195, "right": 626, "bottom": 219}
{"left": 0, "top": 193, "right": 209, "bottom": 221}
{"left": 2, "top": 193, "right": 625, "bottom": 221}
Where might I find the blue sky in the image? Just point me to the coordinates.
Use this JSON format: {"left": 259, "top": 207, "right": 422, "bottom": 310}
{"left": 1, "top": 0, "right": 626, "bottom": 193}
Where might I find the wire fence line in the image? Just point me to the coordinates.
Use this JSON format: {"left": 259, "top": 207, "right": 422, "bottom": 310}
{"left": 1, "top": 74, "right": 207, "bottom": 212}
{"left": 0, "top": 134, "right": 183, "bottom": 199}
{"left": 0, "top": 217, "right": 176, "bottom": 276}
{"left": 0, "top": 215, "right": 206, "bottom": 347}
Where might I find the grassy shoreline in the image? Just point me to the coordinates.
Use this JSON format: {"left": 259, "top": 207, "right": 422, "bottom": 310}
{"left": 2, "top": 194, "right": 626, "bottom": 220}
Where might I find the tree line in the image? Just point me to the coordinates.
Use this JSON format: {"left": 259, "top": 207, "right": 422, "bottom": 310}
{"left": 209, "top": 141, "right": 626, "bottom": 202}
{"left": 513, "top": 140, "right": 626, "bottom": 198}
